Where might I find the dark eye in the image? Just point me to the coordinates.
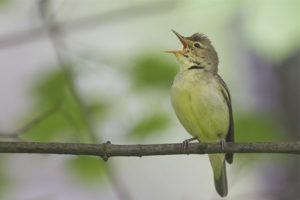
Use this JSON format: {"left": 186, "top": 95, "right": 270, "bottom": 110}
{"left": 194, "top": 43, "right": 202, "bottom": 48}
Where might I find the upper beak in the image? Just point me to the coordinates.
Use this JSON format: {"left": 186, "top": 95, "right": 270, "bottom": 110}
{"left": 164, "top": 29, "right": 188, "bottom": 54}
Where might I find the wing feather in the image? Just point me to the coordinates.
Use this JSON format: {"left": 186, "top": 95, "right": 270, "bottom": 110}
{"left": 215, "top": 74, "right": 234, "bottom": 164}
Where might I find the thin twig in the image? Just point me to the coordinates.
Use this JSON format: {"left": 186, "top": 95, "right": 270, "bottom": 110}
{"left": 38, "top": 2, "right": 132, "bottom": 199}
{"left": 0, "top": 101, "right": 61, "bottom": 138}
{"left": 0, "top": 0, "right": 176, "bottom": 49}
{"left": 0, "top": 141, "right": 299, "bottom": 156}
{"left": 47, "top": 24, "right": 132, "bottom": 200}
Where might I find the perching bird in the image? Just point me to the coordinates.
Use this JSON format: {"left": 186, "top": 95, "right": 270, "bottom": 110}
{"left": 165, "top": 30, "right": 234, "bottom": 197}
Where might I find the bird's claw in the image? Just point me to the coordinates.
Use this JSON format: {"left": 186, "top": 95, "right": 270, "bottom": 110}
{"left": 181, "top": 137, "right": 198, "bottom": 152}
{"left": 219, "top": 138, "right": 226, "bottom": 150}
{"left": 182, "top": 139, "right": 189, "bottom": 151}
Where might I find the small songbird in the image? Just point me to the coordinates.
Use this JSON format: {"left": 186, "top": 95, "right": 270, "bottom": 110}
{"left": 165, "top": 30, "right": 234, "bottom": 197}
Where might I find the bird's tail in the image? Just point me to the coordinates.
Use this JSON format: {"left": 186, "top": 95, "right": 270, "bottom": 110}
{"left": 208, "top": 154, "right": 228, "bottom": 197}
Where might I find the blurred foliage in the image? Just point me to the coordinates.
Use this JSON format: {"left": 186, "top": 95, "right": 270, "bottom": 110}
{"left": 21, "top": 110, "right": 77, "bottom": 142}
{"left": 34, "top": 70, "right": 68, "bottom": 107}
{"left": 17, "top": 68, "right": 109, "bottom": 183}
{"left": 0, "top": 157, "right": 9, "bottom": 198}
{"left": 235, "top": 112, "right": 286, "bottom": 142}
{"left": 0, "top": 1, "right": 297, "bottom": 199}
{"left": 127, "top": 54, "right": 176, "bottom": 140}
{"left": 67, "top": 156, "right": 106, "bottom": 183}
{"left": 232, "top": 112, "right": 288, "bottom": 168}
{"left": 20, "top": 69, "right": 107, "bottom": 143}
{"left": 0, "top": 0, "right": 8, "bottom": 7}
{"left": 242, "top": 0, "right": 300, "bottom": 62}
{"left": 127, "top": 112, "right": 170, "bottom": 140}
{"left": 130, "top": 54, "right": 177, "bottom": 90}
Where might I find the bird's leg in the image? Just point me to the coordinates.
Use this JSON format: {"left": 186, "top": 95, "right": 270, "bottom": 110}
{"left": 182, "top": 137, "right": 198, "bottom": 151}
{"left": 219, "top": 138, "right": 226, "bottom": 150}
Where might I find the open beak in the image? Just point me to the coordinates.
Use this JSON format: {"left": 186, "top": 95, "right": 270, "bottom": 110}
{"left": 164, "top": 29, "right": 188, "bottom": 54}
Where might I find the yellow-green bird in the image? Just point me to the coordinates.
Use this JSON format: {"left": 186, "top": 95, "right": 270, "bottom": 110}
{"left": 165, "top": 30, "right": 234, "bottom": 197}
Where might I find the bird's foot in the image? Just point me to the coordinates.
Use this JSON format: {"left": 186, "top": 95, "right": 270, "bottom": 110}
{"left": 182, "top": 137, "right": 198, "bottom": 151}
{"left": 219, "top": 138, "right": 226, "bottom": 150}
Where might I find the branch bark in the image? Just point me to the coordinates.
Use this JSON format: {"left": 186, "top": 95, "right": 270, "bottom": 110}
{"left": 0, "top": 141, "right": 299, "bottom": 159}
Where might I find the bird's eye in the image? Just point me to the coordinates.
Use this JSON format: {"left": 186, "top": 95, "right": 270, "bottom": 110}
{"left": 194, "top": 43, "right": 202, "bottom": 48}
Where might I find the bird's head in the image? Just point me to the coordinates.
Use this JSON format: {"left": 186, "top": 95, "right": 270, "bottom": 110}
{"left": 165, "top": 30, "right": 219, "bottom": 72}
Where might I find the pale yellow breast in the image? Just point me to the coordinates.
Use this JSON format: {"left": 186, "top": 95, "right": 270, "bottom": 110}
{"left": 171, "top": 70, "right": 229, "bottom": 142}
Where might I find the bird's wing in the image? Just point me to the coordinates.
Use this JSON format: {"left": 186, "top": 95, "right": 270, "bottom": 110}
{"left": 215, "top": 74, "right": 234, "bottom": 164}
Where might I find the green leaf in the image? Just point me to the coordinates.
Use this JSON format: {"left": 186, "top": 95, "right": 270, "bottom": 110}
{"left": 0, "top": 0, "right": 9, "bottom": 7}
{"left": 128, "top": 112, "right": 170, "bottom": 139}
{"left": 33, "top": 70, "right": 68, "bottom": 106}
{"left": 231, "top": 112, "right": 287, "bottom": 164}
{"left": 130, "top": 54, "right": 178, "bottom": 90}
{"left": 21, "top": 111, "right": 74, "bottom": 142}
{"left": 21, "top": 70, "right": 83, "bottom": 141}
{"left": 66, "top": 156, "right": 106, "bottom": 182}
{"left": 234, "top": 112, "right": 286, "bottom": 142}
{"left": 21, "top": 69, "right": 107, "bottom": 142}
{"left": 86, "top": 101, "right": 108, "bottom": 119}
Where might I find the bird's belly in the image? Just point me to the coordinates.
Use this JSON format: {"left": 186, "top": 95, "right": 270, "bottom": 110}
{"left": 171, "top": 79, "right": 229, "bottom": 142}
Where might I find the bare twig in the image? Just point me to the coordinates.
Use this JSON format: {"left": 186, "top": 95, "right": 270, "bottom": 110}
{"left": 0, "top": 141, "right": 299, "bottom": 156}
{"left": 47, "top": 24, "right": 133, "bottom": 200}
{"left": 0, "top": 101, "right": 61, "bottom": 138}
{"left": 0, "top": 0, "right": 176, "bottom": 49}
{"left": 38, "top": 2, "right": 132, "bottom": 199}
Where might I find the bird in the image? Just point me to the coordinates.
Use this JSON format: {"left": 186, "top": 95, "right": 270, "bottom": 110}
{"left": 165, "top": 30, "right": 234, "bottom": 197}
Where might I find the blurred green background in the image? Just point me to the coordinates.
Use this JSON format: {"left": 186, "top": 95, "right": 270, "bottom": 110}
{"left": 0, "top": 0, "right": 299, "bottom": 200}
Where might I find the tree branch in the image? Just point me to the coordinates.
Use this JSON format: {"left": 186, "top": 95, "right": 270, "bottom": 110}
{"left": 0, "top": 142, "right": 299, "bottom": 159}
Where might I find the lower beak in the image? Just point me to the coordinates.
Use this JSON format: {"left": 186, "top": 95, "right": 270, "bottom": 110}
{"left": 164, "top": 29, "right": 188, "bottom": 54}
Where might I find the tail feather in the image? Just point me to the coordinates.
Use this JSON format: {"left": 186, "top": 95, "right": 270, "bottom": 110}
{"left": 225, "top": 153, "right": 233, "bottom": 164}
{"left": 214, "top": 162, "right": 228, "bottom": 197}
{"left": 209, "top": 154, "right": 228, "bottom": 197}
